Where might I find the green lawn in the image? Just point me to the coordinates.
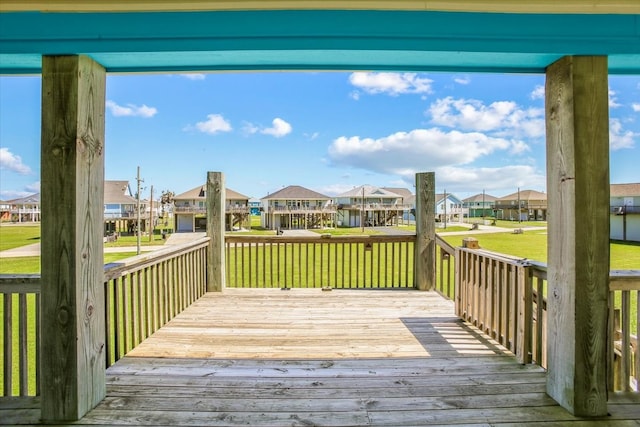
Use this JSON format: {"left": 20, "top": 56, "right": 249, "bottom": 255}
{"left": 104, "top": 234, "right": 167, "bottom": 247}
{"left": 309, "top": 227, "right": 384, "bottom": 236}
{"left": 0, "top": 224, "right": 41, "bottom": 251}
{"left": 0, "top": 253, "right": 137, "bottom": 274}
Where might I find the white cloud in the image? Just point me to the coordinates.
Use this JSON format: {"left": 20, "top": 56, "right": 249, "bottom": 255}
{"left": 609, "top": 89, "right": 622, "bottom": 109}
{"left": 261, "top": 118, "right": 292, "bottom": 138}
{"left": 241, "top": 121, "right": 259, "bottom": 136}
{"left": 530, "top": 85, "right": 545, "bottom": 100}
{"left": 0, "top": 147, "right": 31, "bottom": 174}
{"left": 179, "top": 73, "right": 206, "bottom": 80}
{"left": 304, "top": 132, "right": 320, "bottom": 141}
{"left": 434, "top": 165, "right": 546, "bottom": 194}
{"left": 328, "top": 128, "right": 512, "bottom": 176}
{"left": 610, "top": 118, "right": 636, "bottom": 150}
{"left": 25, "top": 181, "right": 40, "bottom": 193}
{"left": 106, "top": 100, "right": 157, "bottom": 118}
{"left": 349, "top": 91, "right": 361, "bottom": 101}
{"left": 349, "top": 72, "right": 433, "bottom": 96}
{"left": 510, "top": 140, "right": 531, "bottom": 155}
{"left": 453, "top": 76, "right": 471, "bottom": 85}
{"left": 632, "top": 103, "right": 640, "bottom": 112}
{"left": 194, "top": 114, "right": 232, "bottom": 135}
{"left": 427, "top": 97, "right": 545, "bottom": 138}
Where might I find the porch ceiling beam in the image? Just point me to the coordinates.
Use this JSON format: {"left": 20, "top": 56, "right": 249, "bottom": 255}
{"left": 40, "top": 55, "right": 107, "bottom": 421}
{"left": 1, "top": 0, "right": 638, "bottom": 14}
{"left": 1, "top": 10, "right": 639, "bottom": 75}
{"left": 545, "top": 55, "right": 609, "bottom": 417}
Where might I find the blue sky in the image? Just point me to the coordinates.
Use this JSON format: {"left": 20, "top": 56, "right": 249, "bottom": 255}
{"left": 1, "top": 71, "right": 638, "bottom": 201}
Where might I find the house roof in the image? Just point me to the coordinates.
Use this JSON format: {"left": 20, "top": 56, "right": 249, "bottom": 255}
{"left": 174, "top": 185, "right": 249, "bottom": 201}
{"left": 7, "top": 193, "right": 40, "bottom": 205}
{"left": 436, "top": 193, "right": 462, "bottom": 204}
{"left": 381, "top": 187, "right": 413, "bottom": 198}
{"left": 611, "top": 183, "right": 640, "bottom": 197}
{"left": 497, "top": 189, "right": 547, "bottom": 201}
{"left": 336, "top": 185, "right": 402, "bottom": 199}
{"left": 262, "top": 185, "right": 330, "bottom": 200}
{"left": 463, "top": 193, "right": 498, "bottom": 203}
{"left": 104, "top": 180, "right": 136, "bottom": 204}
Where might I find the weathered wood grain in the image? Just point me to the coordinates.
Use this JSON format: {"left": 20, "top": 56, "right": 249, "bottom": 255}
{"left": 415, "top": 172, "right": 435, "bottom": 290}
{"left": 206, "top": 171, "right": 225, "bottom": 291}
{"left": 40, "top": 54, "right": 106, "bottom": 421}
{"left": 545, "top": 56, "right": 610, "bottom": 417}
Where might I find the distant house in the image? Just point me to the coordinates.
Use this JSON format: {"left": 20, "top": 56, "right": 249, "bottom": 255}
{"left": 173, "top": 185, "right": 250, "bottom": 232}
{"left": 610, "top": 183, "right": 640, "bottom": 242}
{"left": 261, "top": 185, "right": 334, "bottom": 230}
{"left": 103, "top": 180, "right": 150, "bottom": 234}
{"left": 463, "top": 193, "right": 498, "bottom": 219}
{"left": 6, "top": 193, "right": 40, "bottom": 223}
{"left": 494, "top": 189, "right": 547, "bottom": 221}
{"left": 435, "top": 193, "right": 464, "bottom": 224}
{"left": 334, "top": 185, "right": 410, "bottom": 227}
{"left": 248, "top": 198, "right": 261, "bottom": 216}
{"left": 0, "top": 200, "right": 10, "bottom": 222}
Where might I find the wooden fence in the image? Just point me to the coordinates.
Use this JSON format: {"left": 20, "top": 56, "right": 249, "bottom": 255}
{"left": 103, "top": 237, "right": 209, "bottom": 367}
{"left": 455, "top": 246, "right": 639, "bottom": 392}
{"left": 225, "top": 235, "right": 416, "bottom": 288}
{"left": 0, "top": 237, "right": 209, "bottom": 397}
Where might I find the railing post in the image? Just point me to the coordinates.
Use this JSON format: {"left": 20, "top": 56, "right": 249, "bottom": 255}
{"left": 516, "top": 262, "right": 533, "bottom": 364}
{"left": 545, "top": 56, "right": 609, "bottom": 416}
{"left": 206, "top": 172, "right": 226, "bottom": 291}
{"left": 40, "top": 55, "right": 106, "bottom": 421}
{"left": 415, "top": 172, "right": 435, "bottom": 290}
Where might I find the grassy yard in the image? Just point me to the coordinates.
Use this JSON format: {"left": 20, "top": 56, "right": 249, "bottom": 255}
{"left": 0, "top": 224, "right": 40, "bottom": 251}
{"left": 0, "top": 253, "right": 137, "bottom": 274}
{"left": 310, "top": 227, "right": 384, "bottom": 236}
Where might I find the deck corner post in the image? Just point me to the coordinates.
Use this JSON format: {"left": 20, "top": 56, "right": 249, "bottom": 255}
{"left": 40, "top": 54, "right": 106, "bottom": 421}
{"left": 207, "top": 171, "right": 226, "bottom": 291}
{"left": 545, "top": 55, "right": 609, "bottom": 417}
{"left": 415, "top": 172, "right": 435, "bottom": 290}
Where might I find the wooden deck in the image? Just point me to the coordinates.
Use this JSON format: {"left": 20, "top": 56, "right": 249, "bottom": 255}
{"left": 3, "top": 289, "right": 639, "bottom": 426}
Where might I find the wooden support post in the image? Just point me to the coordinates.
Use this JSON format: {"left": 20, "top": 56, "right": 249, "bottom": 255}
{"left": 545, "top": 56, "right": 609, "bottom": 417}
{"left": 206, "top": 172, "right": 225, "bottom": 292}
{"left": 40, "top": 55, "right": 106, "bottom": 421}
{"left": 415, "top": 172, "right": 435, "bottom": 291}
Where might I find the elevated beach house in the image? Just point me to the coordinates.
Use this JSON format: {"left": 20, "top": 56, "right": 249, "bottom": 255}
{"left": 463, "top": 193, "right": 498, "bottom": 220}
{"left": 260, "top": 185, "right": 334, "bottom": 230}
{"left": 610, "top": 182, "right": 640, "bottom": 242}
{"left": 494, "top": 189, "right": 547, "bottom": 221}
{"left": 334, "top": 185, "right": 410, "bottom": 227}
{"left": 174, "top": 184, "right": 250, "bottom": 232}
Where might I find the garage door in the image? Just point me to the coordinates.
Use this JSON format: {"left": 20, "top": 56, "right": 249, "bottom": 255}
{"left": 176, "top": 215, "right": 193, "bottom": 232}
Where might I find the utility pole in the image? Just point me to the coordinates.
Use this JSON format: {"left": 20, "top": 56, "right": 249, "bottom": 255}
{"left": 443, "top": 189, "right": 447, "bottom": 229}
{"left": 517, "top": 187, "right": 521, "bottom": 223}
{"left": 361, "top": 186, "right": 365, "bottom": 232}
{"left": 136, "top": 166, "right": 144, "bottom": 255}
{"left": 148, "top": 185, "right": 154, "bottom": 243}
{"left": 482, "top": 189, "right": 486, "bottom": 222}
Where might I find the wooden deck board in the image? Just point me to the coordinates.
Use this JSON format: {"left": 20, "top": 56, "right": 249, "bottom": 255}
{"left": 3, "top": 289, "right": 639, "bottom": 425}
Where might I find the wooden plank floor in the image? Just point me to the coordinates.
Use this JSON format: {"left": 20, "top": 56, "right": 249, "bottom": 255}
{"left": 3, "top": 289, "right": 639, "bottom": 426}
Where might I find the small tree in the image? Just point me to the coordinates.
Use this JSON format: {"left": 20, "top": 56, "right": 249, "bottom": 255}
{"left": 160, "top": 190, "right": 175, "bottom": 218}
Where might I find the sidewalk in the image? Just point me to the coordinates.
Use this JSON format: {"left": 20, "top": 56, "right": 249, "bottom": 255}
{"left": 0, "top": 232, "right": 207, "bottom": 259}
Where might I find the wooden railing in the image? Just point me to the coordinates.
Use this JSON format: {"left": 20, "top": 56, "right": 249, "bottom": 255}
{"left": 455, "top": 247, "right": 639, "bottom": 392}
{"left": 609, "top": 271, "right": 640, "bottom": 392}
{"left": 0, "top": 275, "right": 40, "bottom": 398}
{"left": 225, "top": 235, "right": 415, "bottom": 288}
{"left": 0, "top": 237, "right": 210, "bottom": 397}
{"left": 104, "top": 237, "right": 209, "bottom": 367}
{"left": 436, "top": 235, "right": 455, "bottom": 300}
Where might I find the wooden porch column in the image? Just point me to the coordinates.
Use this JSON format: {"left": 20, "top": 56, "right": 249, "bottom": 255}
{"left": 41, "top": 55, "right": 106, "bottom": 421}
{"left": 414, "top": 172, "right": 435, "bottom": 290}
{"left": 206, "top": 171, "right": 225, "bottom": 291}
{"left": 545, "top": 56, "right": 609, "bottom": 417}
